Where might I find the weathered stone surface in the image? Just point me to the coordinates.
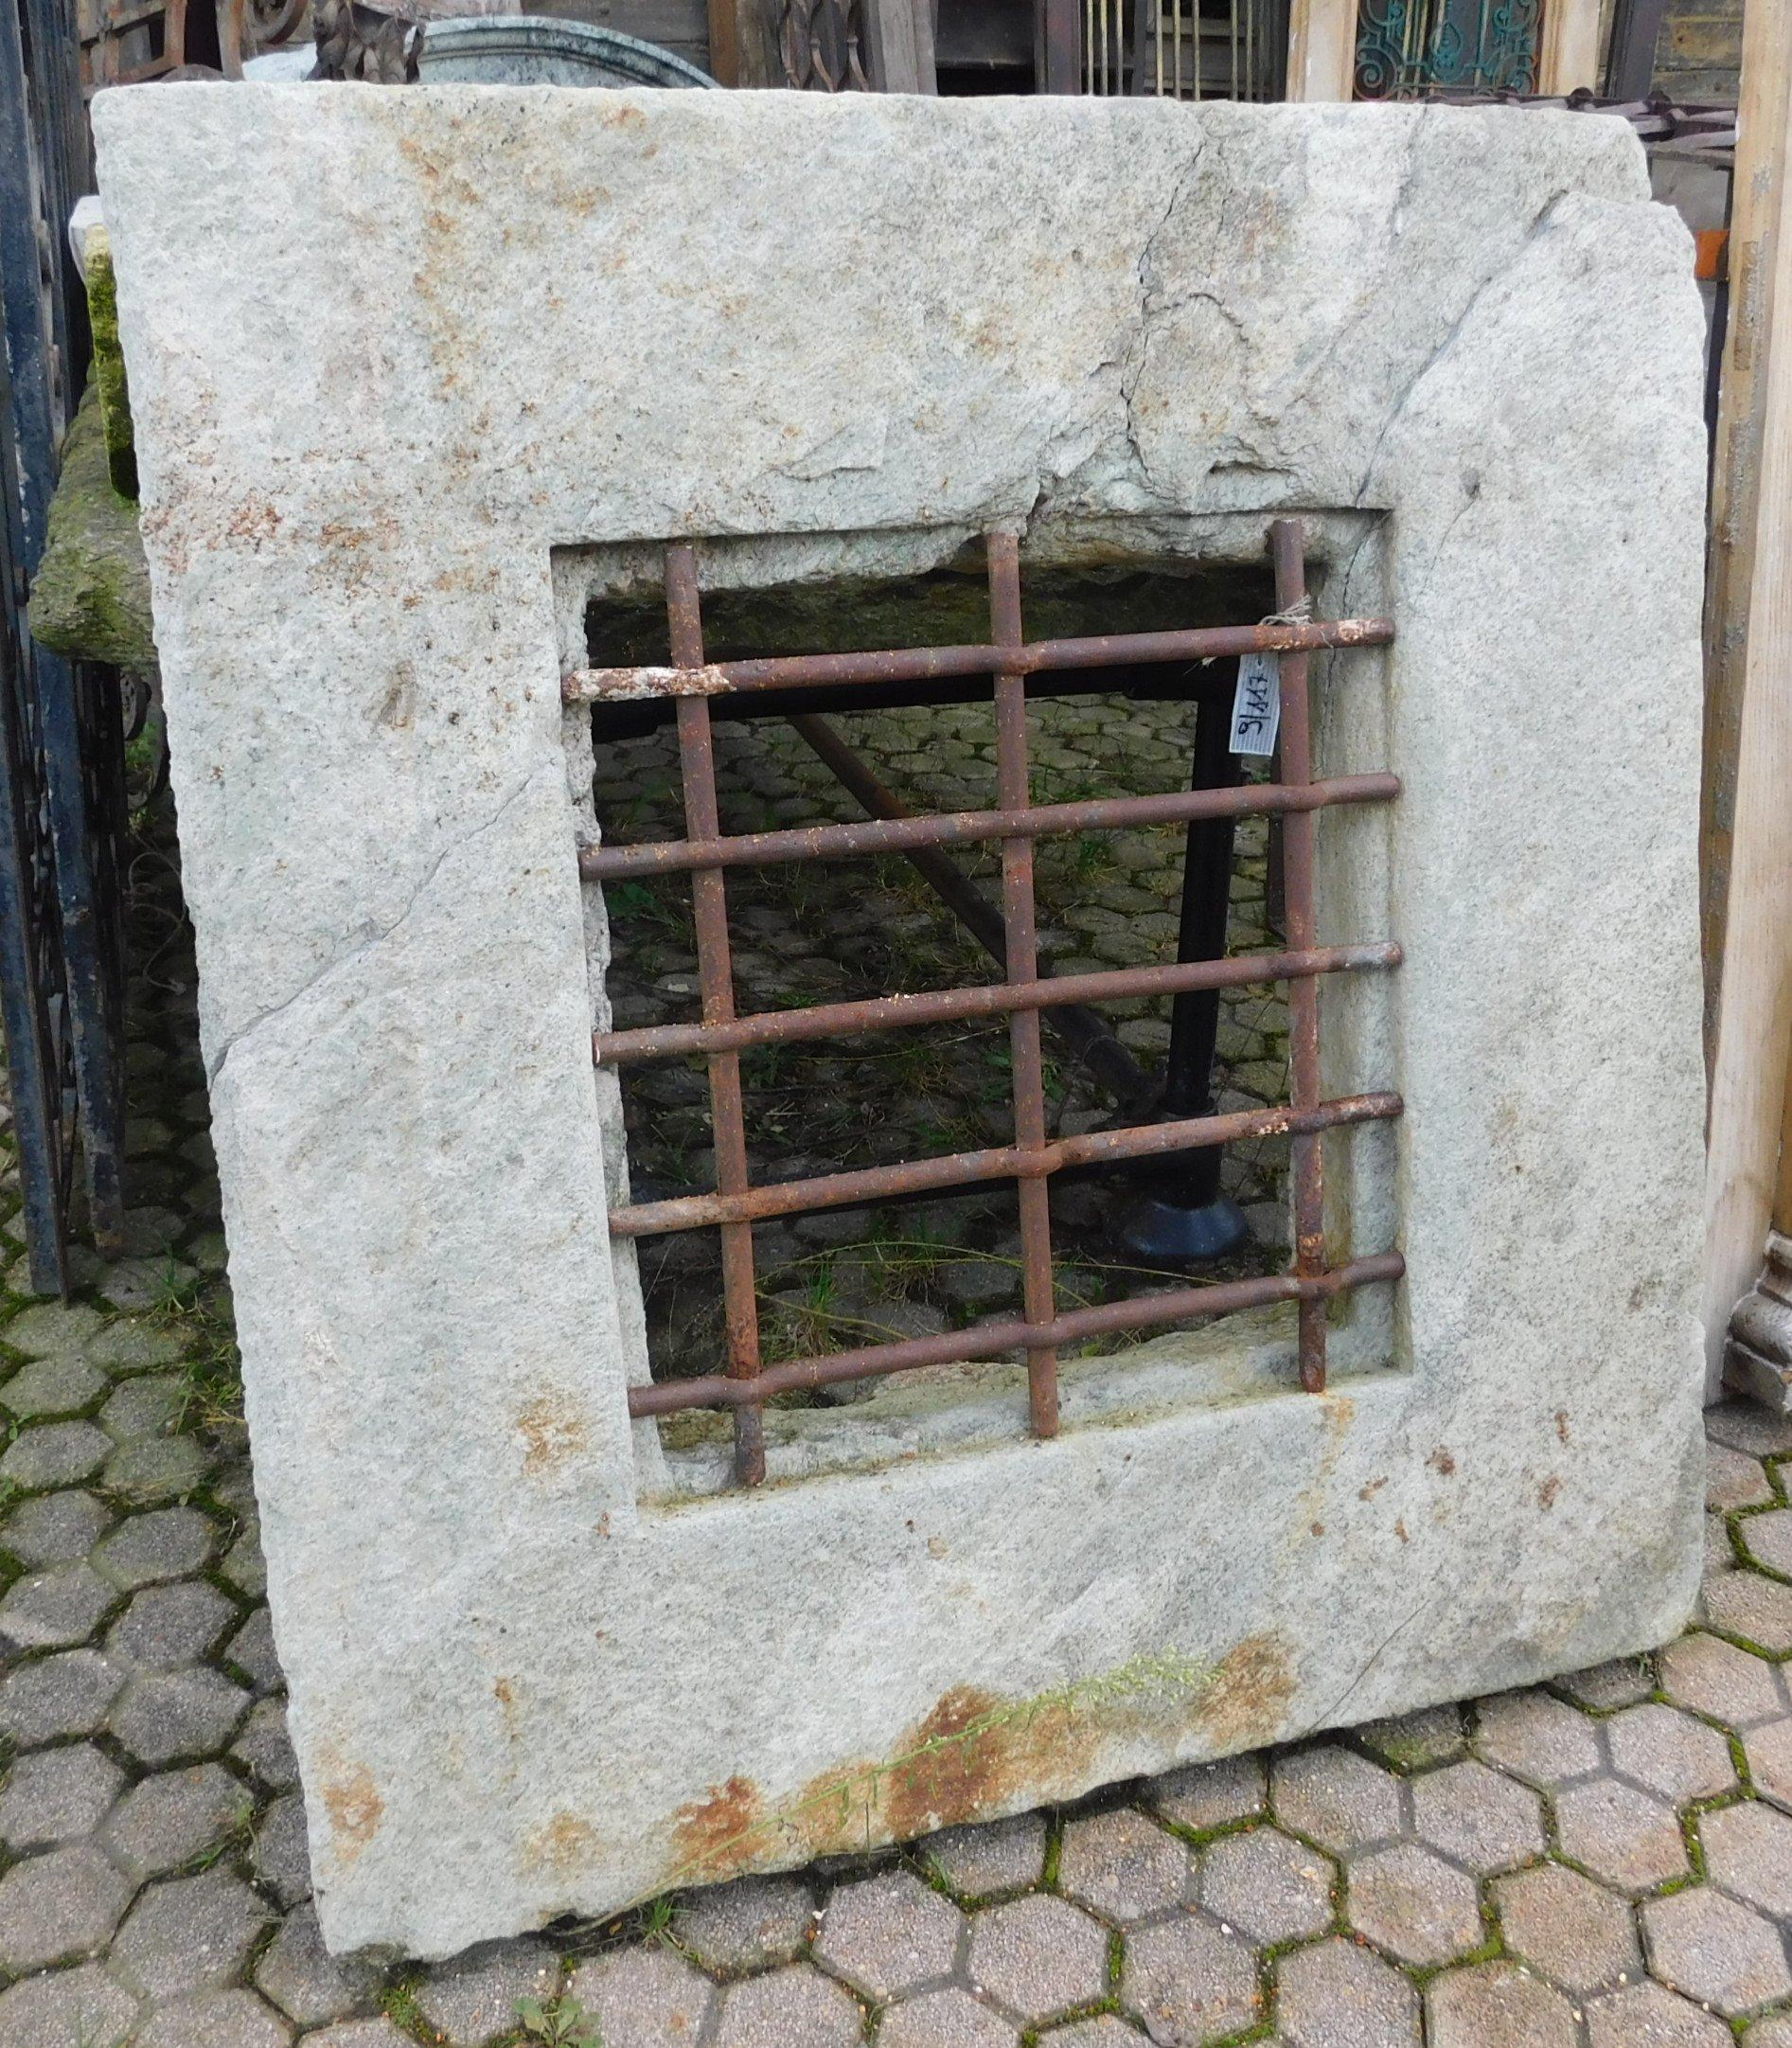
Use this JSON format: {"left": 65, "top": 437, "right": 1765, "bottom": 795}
{"left": 108, "top": 1578, "right": 236, "bottom": 1668}
{"left": 0, "top": 1561, "right": 115, "bottom": 1649}
{"left": 1474, "top": 1690, "right": 1605, "bottom": 1788}
{"left": 970, "top": 1896, "right": 1108, "bottom": 2021}
{"left": 101, "top": 1763, "right": 252, "bottom": 1880}
{"left": 711, "top": 1965, "right": 862, "bottom": 2048}
{"left": 254, "top": 1903, "right": 385, "bottom": 2027}
{"left": 1555, "top": 1777, "right": 1690, "bottom": 1893}
{"left": 133, "top": 1988, "right": 293, "bottom": 2048}
{"left": 1426, "top": 1962, "right": 1577, "bottom": 2048}
{"left": 1411, "top": 1759, "right": 1545, "bottom": 1875}
{"left": 110, "top": 1868, "right": 273, "bottom": 2000}
{"left": 0, "top": 1960, "right": 137, "bottom": 2048}
{"left": 881, "top": 1986, "right": 1018, "bottom": 2047}
{"left": 1492, "top": 1861, "right": 1640, "bottom": 1993}
{"left": 1123, "top": 1914, "right": 1260, "bottom": 2044}
{"left": 1149, "top": 1756, "right": 1265, "bottom": 1833}
{"left": 1641, "top": 1887, "right": 1792, "bottom": 2016}
{"left": 2, "top": 1487, "right": 112, "bottom": 1567}
{"left": 96, "top": 84, "right": 1709, "bottom": 1954}
{"left": 1587, "top": 1980, "right": 1732, "bottom": 2047}
{"left": 1348, "top": 1843, "right": 1481, "bottom": 1965}
{"left": 1275, "top": 1937, "right": 1420, "bottom": 2048}
{"left": 1198, "top": 1827, "right": 1331, "bottom": 1943}
{"left": 1700, "top": 1797, "right": 1792, "bottom": 1917}
{"left": 569, "top": 1947, "right": 716, "bottom": 2048}
{"left": 1608, "top": 1702, "right": 1737, "bottom": 1802}
{"left": 110, "top": 1665, "right": 250, "bottom": 1765}
{"left": 0, "top": 1647, "right": 126, "bottom": 1745}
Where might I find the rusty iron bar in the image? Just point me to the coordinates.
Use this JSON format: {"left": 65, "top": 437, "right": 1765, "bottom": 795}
{"left": 626, "top": 1251, "right": 1408, "bottom": 1416}
{"left": 987, "top": 533, "right": 1060, "bottom": 1442}
{"left": 610, "top": 1089, "right": 1405, "bottom": 1239}
{"left": 563, "top": 614, "right": 1395, "bottom": 703}
{"left": 665, "top": 547, "right": 766, "bottom": 1486}
{"left": 786, "top": 712, "right": 1154, "bottom": 1113}
{"left": 577, "top": 773, "right": 1400, "bottom": 883}
{"left": 594, "top": 940, "right": 1402, "bottom": 1066}
{"left": 1269, "top": 519, "right": 1327, "bottom": 1395}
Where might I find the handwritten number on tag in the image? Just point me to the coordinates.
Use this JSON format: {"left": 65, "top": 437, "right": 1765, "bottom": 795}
{"left": 1230, "top": 652, "right": 1281, "bottom": 757}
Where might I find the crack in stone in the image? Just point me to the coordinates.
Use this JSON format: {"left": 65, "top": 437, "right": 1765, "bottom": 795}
{"left": 205, "top": 765, "right": 543, "bottom": 1087}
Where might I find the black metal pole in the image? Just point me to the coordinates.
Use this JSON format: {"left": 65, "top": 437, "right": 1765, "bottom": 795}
{"left": 1112, "top": 686, "right": 1250, "bottom": 1262}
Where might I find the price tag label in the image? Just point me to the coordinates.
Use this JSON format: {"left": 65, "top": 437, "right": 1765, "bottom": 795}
{"left": 1230, "top": 652, "right": 1281, "bottom": 757}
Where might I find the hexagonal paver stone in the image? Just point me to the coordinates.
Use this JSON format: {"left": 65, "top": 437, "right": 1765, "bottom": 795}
{"left": 1198, "top": 1827, "right": 1332, "bottom": 1945}
{"left": 1586, "top": 1980, "right": 1735, "bottom": 2047}
{"left": 0, "top": 1841, "right": 134, "bottom": 1971}
{"left": 1347, "top": 1842, "right": 1481, "bottom": 1966}
{"left": 4, "top": 1301, "right": 106, "bottom": 1358}
{"left": 255, "top": 1903, "right": 385, "bottom": 2028}
{"left": 0, "top": 1561, "right": 114, "bottom": 1650}
{"left": 302, "top": 2022, "right": 413, "bottom": 2048}
{"left": 1705, "top": 1571, "right": 1792, "bottom": 1652}
{"left": 1641, "top": 1887, "right": 1792, "bottom": 2017}
{"left": 1491, "top": 1861, "right": 1640, "bottom": 1994}
{"left": 2, "top": 1351, "right": 106, "bottom": 1417}
{"left": 1748, "top": 2015, "right": 1792, "bottom": 2048}
{"left": 98, "top": 1375, "right": 185, "bottom": 1443}
{"left": 108, "top": 1579, "right": 237, "bottom": 1669}
{"left": 0, "top": 1960, "right": 137, "bottom": 2048}
{"left": 1270, "top": 1747, "right": 1403, "bottom": 1856}
{"left": 675, "top": 1873, "right": 814, "bottom": 1970}
{"left": 880, "top": 1987, "right": 1019, "bottom": 2048}
{"left": 1354, "top": 1703, "right": 1465, "bottom": 1772}
{"left": 1045, "top": 2023, "right": 1151, "bottom": 2046}
{"left": 711, "top": 1965, "right": 863, "bottom": 2048}
{"left": 85, "top": 1315, "right": 186, "bottom": 1373}
{"left": 921, "top": 1813, "right": 1048, "bottom": 1897}
{"left": 98, "top": 1256, "right": 192, "bottom": 1315}
{"left": 1748, "top": 1717, "right": 1792, "bottom": 1811}
{"left": 1475, "top": 1689, "right": 1605, "bottom": 1790}
{"left": 2, "top": 1487, "right": 112, "bottom": 1566}
{"left": 1059, "top": 1808, "right": 1191, "bottom": 1924}
{"left": 232, "top": 1696, "right": 300, "bottom": 1791}
{"left": 570, "top": 1948, "right": 718, "bottom": 2048}
{"left": 1411, "top": 1760, "right": 1544, "bottom": 1876}
{"left": 222, "top": 1523, "right": 266, "bottom": 1599}
{"left": 1426, "top": 1961, "right": 1578, "bottom": 2048}
{"left": 0, "top": 1645, "right": 125, "bottom": 1744}
{"left": 134, "top": 1988, "right": 293, "bottom": 2048}
{"left": 1709, "top": 1443, "right": 1775, "bottom": 1511}
{"left": 104, "top": 1428, "right": 210, "bottom": 1502}
{"left": 0, "top": 1741, "right": 123, "bottom": 1850}
{"left": 111, "top": 1665, "right": 249, "bottom": 1764}
{"left": 1608, "top": 1703, "right": 1739, "bottom": 1803}
{"left": 969, "top": 1896, "right": 1109, "bottom": 2024}
{"left": 111, "top": 1868, "right": 274, "bottom": 2000}
{"left": 0, "top": 1418, "right": 110, "bottom": 1489}
{"left": 1555, "top": 1657, "right": 1656, "bottom": 1712}
{"left": 92, "top": 1505, "right": 216, "bottom": 1591}
{"left": 1702, "top": 1798, "right": 1792, "bottom": 1918}
{"left": 1660, "top": 1634, "right": 1786, "bottom": 1729}
{"left": 814, "top": 1869, "right": 961, "bottom": 2001}
{"left": 1554, "top": 1777, "right": 1689, "bottom": 1894}
{"left": 1744, "top": 1506, "right": 1792, "bottom": 1573}
{"left": 1122, "top": 1914, "right": 1260, "bottom": 2046}
{"left": 414, "top": 1937, "right": 559, "bottom": 2046}
{"left": 1708, "top": 1400, "right": 1792, "bottom": 1459}
{"left": 252, "top": 1790, "right": 312, "bottom": 1908}
{"left": 1274, "top": 1935, "right": 1420, "bottom": 2048}
{"left": 101, "top": 1763, "right": 252, "bottom": 1881}
{"left": 1149, "top": 1754, "right": 1267, "bottom": 1833}
{"left": 225, "top": 1607, "right": 283, "bottom": 1695}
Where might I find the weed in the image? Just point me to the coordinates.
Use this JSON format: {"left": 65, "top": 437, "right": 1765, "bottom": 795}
{"left": 517, "top": 1991, "right": 604, "bottom": 2046}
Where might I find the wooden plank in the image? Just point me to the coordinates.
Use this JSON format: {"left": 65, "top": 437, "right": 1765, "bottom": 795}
{"left": 1285, "top": 0, "right": 1356, "bottom": 99}
{"left": 865, "top": 0, "right": 936, "bottom": 89}
{"left": 1703, "top": 0, "right": 1792, "bottom": 1397}
{"left": 1536, "top": 0, "right": 1604, "bottom": 91}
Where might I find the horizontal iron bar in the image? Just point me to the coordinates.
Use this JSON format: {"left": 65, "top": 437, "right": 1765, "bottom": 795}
{"left": 625, "top": 1251, "right": 1407, "bottom": 1414}
{"left": 565, "top": 615, "right": 1395, "bottom": 703}
{"left": 580, "top": 772, "right": 1401, "bottom": 882}
{"left": 612, "top": 1090, "right": 1404, "bottom": 1238}
{"left": 594, "top": 940, "right": 1403, "bottom": 1065}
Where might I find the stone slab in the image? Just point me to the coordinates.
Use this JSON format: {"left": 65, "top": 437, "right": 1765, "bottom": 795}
{"left": 95, "top": 83, "right": 1708, "bottom": 1955}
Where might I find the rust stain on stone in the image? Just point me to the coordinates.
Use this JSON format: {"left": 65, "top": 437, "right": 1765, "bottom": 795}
{"left": 529, "top": 1811, "right": 597, "bottom": 1878}
{"left": 1428, "top": 1446, "right": 1457, "bottom": 1477}
{"left": 1192, "top": 1634, "right": 1297, "bottom": 1751}
{"left": 517, "top": 1397, "right": 590, "bottom": 1477}
{"left": 674, "top": 1774, "right": 765, "bottom": 1879}
{"left": 322, "top": 1761, "right": 385, "bottom": 1864}
{"left": 1538, "top": 1474, "right": 1562, "bottom": 1510}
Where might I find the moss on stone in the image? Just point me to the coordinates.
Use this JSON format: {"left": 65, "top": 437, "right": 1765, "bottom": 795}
{"left": 80, "top": 225, "right": 137, "bottom": 502}
{"left": 27, "top": 383, "right": 156, "bottom": 670}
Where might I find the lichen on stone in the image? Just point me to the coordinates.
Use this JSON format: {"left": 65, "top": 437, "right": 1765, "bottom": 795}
{"left": 80, "top": 223, "right": 137, "bottom": 502}
{"left": 27, "top": 383, "right": 155, "bottom": 670}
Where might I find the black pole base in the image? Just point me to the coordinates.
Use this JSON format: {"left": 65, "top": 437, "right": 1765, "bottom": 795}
{"left": 1110, "top": 1189, "right": 1251, "bottom": 1265}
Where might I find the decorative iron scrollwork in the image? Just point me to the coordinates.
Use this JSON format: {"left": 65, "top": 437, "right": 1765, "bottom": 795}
{"left": 1355, "top": 0, "right": 1539, "bottom": 97}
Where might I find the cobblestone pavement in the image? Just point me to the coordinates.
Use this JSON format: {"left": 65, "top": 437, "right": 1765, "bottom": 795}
{"left": 1, "top": 760, "right": 1787, "bottom": 2046}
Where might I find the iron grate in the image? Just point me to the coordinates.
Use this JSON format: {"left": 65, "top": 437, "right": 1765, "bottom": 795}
{"left": 566, "top": 518, "right": 1405, "bottom": 1487}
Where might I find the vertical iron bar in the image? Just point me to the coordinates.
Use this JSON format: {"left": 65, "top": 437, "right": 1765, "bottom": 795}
{"left": 665, "top": 545, "right": 766, "bottom": 1486}
{"left": 1269, "top": 519, "right": 1326, "bottom": 1394}
{"left": 987, "top": 533, "right": 1058, "bottom": 1440}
